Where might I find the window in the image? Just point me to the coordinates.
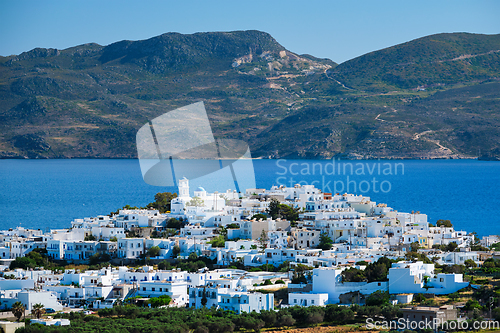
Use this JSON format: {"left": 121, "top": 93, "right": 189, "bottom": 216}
{"left": 142, "top": 287, "right": 146, "bottom": 291}
{"left": 312, "top": 300, "right": 315, "bottom": 304}
{"left": 294, "top": 299, "right": 297, "bottom": 303}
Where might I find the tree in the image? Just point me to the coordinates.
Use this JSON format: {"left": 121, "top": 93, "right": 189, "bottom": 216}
{"left": 266, "top": 199, "right": 281, "bottom": 219}
{"left": 280, "top": 204, "right": 300, "bottom": 222}
{"left": 108, "top": 204, "right": 139, "bottom": 216}
{"left": 208, "top": 235, "right": 225, "bottom": 248}
{"left": 436, "top": 219, "right": 453, "bottom": 228}
{"left": 10, "top": 249, "right": 53, "bottom": 270}
{"left": 251, "top": 213, "right": 267, "bottom": 220}
{"left": 366, "top": 290, "right": 390, "bottom": 306}
{"left": 291, "top": 273, "right": 307, "bottom": 284}
{"left": 158, "top": 260, "right": 172, "bottom": 270}
{"left": 148, "top": 192, "right": 178, "bottom": 213}
{"left": 464, "top": 299, "right": 481, "bottom": 311}
{"left": 441, "top": 264, "right": 466, "bottom": 274}
{"left": 364, "top": 257, "right": 394, "bottom": 282}
{"left": 365, "top": 263, "right": 388, "bottom": 282}
{"left": 258, "top": 230, "right": 269, "bottom": 252}
{"left": 341, "top": 267, "right": 366, "bottom": 282}
{"left": 84, "top": 234, "right": 96, "bottom": 241}
{"left": 381, "top": 304, "right": 401, "bottom": 321}
{"left": 493, "top": 307, "right": 500, "bottom": 321}
{"left": 473, "top": 285, "right": 495, "bottom": 302}
{"left": 149, "top": 295, "right": 171, "bottom": 308}
{"left": 413, "top": 293, "right": 426, "bottom": 303}
{"left": 266, "top": 199, "right": 300, "bottom": 222}
{"left": 405, "top": 251, "right": 433, "bottom": 264}
{"left": 410, "top": 241, "right": 420, "bottom": 252}
{"left": 147, "top": 246, "right": 161, "bottom": 257}
{"left": 446, "top": 242, "right": 458, "bottom": 252}
{"left": 186, "top": 196, "right": 204, "bottom": 207}
{"left": 166, "top": 218, "right": 184, "bottom": 229}
{"left": 464, "top": 259, "right": 477, "bottom": 268}
{"left": 318, "top": 233, "right": 333, "bottom": 250}
{"left": 201, "top": 287, "right": 208, "bottom": 307}
{"left": 278, "top": 314, "right": 295, "bottom": 327}
{"left": 89, "top": 252, "right": 111, "bottom": 266}
{"left": 11, "top": 301, "right": 25, "bottom": 321}
{"left": 260, "top": 310, "right": 277, "bottom": 327}
{"left": 172, "top": 245, "right": 181, "bottom": 257}
{"left": 31, "top": 303, "right": 45, "bottom": 319}
{"left": 217, "top": 226, "right": 228, "bottom": 239}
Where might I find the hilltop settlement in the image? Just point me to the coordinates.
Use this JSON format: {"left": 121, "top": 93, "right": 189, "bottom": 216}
{"left": 1, "top": 178, "right": 500, "bottom": 330}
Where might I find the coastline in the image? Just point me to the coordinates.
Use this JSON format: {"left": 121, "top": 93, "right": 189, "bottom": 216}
{"left": 0, "top": 156, "right": 486, "bottom": 161}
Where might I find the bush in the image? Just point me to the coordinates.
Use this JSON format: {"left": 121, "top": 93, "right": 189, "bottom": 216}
{"left": 436, "top": 219, "right": 453, "bottom": 227}
{"left": 341, "top": 267, "right": 366, "bottom": 282}
{"left": 251, "top": 213, "right": 267, "bottom": 220}
{"left": 324, "top": 304, "right": 354, "bottom": 324}
{"left": 166, "top": 218, "right": 184, "bottom": 229}
{"left": 208, "top": 235, "right": 225, "bottom": 248}
{"left": 291, "top": 273, "right": 307, "bottom": 284}
{"left": 260, "top": 310, "right": 277, "bottom": 326}
{"left": 147, "top": 246, "right": 161, "bottom": 257}
{"left": 413, "top": 293, "right": 426, "bottom": 303}
{"left": 366, "top": 291, "right": 390, "bottom": 307}
{"left": 158, "top": 260, "right": 172, "bottom": 270}
{"left": 16, "top": 298, "right": 412, "bottom": 332}
{"left": 278, "top": 314, "right": 295, "bottom": 327}
{"left": 464, "top": 259, "right": 477, "bottom": 268}
{"left": 493, "top": 307, "right": 500, "bottom": 321}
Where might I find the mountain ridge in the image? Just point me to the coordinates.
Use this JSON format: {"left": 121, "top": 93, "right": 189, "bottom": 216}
{"left": 1, "top": 30, "right": 499, "bottom": 160}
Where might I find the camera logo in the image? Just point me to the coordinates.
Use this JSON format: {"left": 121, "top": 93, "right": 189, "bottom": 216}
{"left": 136, "top": 101, "right": 255, "bottom": 192}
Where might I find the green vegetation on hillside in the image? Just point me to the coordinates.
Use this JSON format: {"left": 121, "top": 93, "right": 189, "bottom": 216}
{"left": 1, "top": 31, "right": 500, "bottom": 159}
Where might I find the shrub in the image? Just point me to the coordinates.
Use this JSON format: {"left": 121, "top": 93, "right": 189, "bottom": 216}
{"left": 366, "top": 290, "right": 390, "bottom": 307}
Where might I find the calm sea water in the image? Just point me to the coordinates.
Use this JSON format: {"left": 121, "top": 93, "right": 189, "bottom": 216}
{"left": 0, "top": 159, "right": 499, "bottom": 236}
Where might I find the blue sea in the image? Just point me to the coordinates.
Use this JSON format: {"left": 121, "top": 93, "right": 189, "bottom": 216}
{"left": 0, "top": 159, "right": 499, "bottom": 236}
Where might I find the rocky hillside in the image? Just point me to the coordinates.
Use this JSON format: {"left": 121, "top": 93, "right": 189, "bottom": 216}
{"left": 1, "top": 30, "right": 499, "bottom": 159}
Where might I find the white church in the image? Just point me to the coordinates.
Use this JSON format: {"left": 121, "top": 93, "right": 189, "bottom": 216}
{"left": 170, "top": 178, "right": 241, "bottom": 226}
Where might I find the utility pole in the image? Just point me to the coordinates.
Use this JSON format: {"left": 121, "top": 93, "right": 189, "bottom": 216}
{"left": 490, "top": 296, "right": 493, "bottom": 320}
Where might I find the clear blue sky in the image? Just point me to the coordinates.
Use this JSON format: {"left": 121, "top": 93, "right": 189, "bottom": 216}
{"left": 1, "top": 0, "right": 499, "bottom": 63}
